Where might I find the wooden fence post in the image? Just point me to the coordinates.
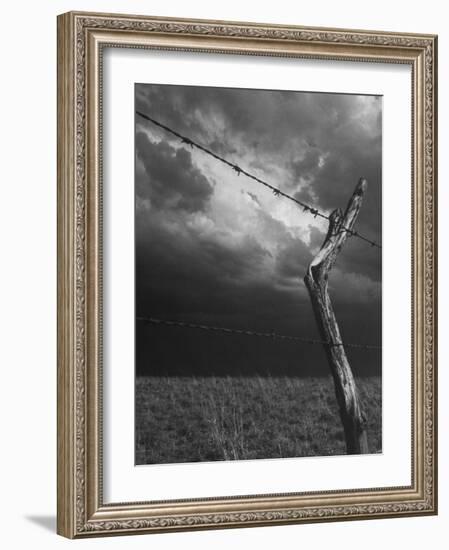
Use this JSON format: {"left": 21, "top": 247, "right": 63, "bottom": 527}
{"left": 304, "top": 178, "right": 369, "bottom": 454}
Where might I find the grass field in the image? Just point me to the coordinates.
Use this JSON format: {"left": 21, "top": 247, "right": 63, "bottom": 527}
{"left": 135, "top": 375, "right": 381, "bottom": 464}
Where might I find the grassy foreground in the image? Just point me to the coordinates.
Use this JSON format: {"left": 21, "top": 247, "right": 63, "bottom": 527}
{"left": 135, "top": 375, "right": 381, "bottom": 464}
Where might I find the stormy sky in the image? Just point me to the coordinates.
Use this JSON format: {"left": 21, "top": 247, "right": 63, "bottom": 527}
{"left": 135, "top": 84, "right": 382, "bottom": 377}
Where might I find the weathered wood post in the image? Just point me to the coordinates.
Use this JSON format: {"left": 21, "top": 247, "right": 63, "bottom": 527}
{"left": 304, "top": 177, "right": 369, "bottom": 454}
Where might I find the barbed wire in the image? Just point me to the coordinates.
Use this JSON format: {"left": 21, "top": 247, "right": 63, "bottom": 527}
{"left": 136, "top": 110, "right": 382, "bottom": 250}
{"left": 137, "top": 316, "right": 382, "bottom": 351}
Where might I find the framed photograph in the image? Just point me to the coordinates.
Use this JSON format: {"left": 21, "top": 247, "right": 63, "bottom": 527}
{"left": 57, "top": 11, "right": 437, "bottom": 538}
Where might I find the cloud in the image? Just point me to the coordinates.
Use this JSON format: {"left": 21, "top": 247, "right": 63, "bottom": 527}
{"left": 135, "top": 213, "right": 306, "bottom": 330}
{"left": 136, "top": 131, "right": 213, "bottom": 213}
{"left": 136, "top": 85, "right": 381, "bottom": 239}
{"left": 274, "top": 235, "right": 313, "bottom": 282}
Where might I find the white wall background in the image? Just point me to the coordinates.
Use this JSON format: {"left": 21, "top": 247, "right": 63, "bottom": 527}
{"left": 0, "top": 1, "right": 445, "bottom": 548}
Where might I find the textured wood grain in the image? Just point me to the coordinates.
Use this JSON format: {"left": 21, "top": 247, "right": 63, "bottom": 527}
{"left": 304, "top": 178, "right": 369, "bottom": 454}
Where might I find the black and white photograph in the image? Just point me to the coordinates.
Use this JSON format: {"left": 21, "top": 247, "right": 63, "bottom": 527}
{"left": 134, "top": 83, "right": 382, "bottom": 465}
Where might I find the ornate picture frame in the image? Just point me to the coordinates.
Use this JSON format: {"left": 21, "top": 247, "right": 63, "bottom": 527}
{"left": 57, "top": 11, "right": 437, "bottom": 538}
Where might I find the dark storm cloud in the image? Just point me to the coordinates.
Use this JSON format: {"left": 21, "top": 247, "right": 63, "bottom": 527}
{"left": 275, "top": 236, "right": 313, "bottom": 280}
{"left": 135, "top": 213, "right": 306, "bottom": 333}
{"left": 136, "top": 84, "right": 381, "bottom": 238}
{"left": 335, "top": 238, "right": 382, "bottom": 283}
{"left": 135, "top": 83, "right": 382, "bottom": 375}
{"left": 136, "top": 131, "right": 213, "bottom": 213}
{"left": 292, "top": 137, "right": 381, "bottom": 235}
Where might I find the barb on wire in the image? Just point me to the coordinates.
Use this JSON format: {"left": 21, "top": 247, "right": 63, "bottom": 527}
{"left": 137, "top": 316, "right": 382, "bottom": 351}
{"left": 136, "top": 110, "right": 382, "bottom": 250}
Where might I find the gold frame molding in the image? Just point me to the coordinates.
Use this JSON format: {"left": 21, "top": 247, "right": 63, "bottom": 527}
{"left": 57, "top": 11, "right": 438, "bottom": 539}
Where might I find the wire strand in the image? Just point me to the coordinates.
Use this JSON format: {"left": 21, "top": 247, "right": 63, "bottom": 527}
{"left": 137, "top": 316, "right": 382, "bottom": 351}
{"left": 136, "top": 110, "right": 382, "bottom": 250}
